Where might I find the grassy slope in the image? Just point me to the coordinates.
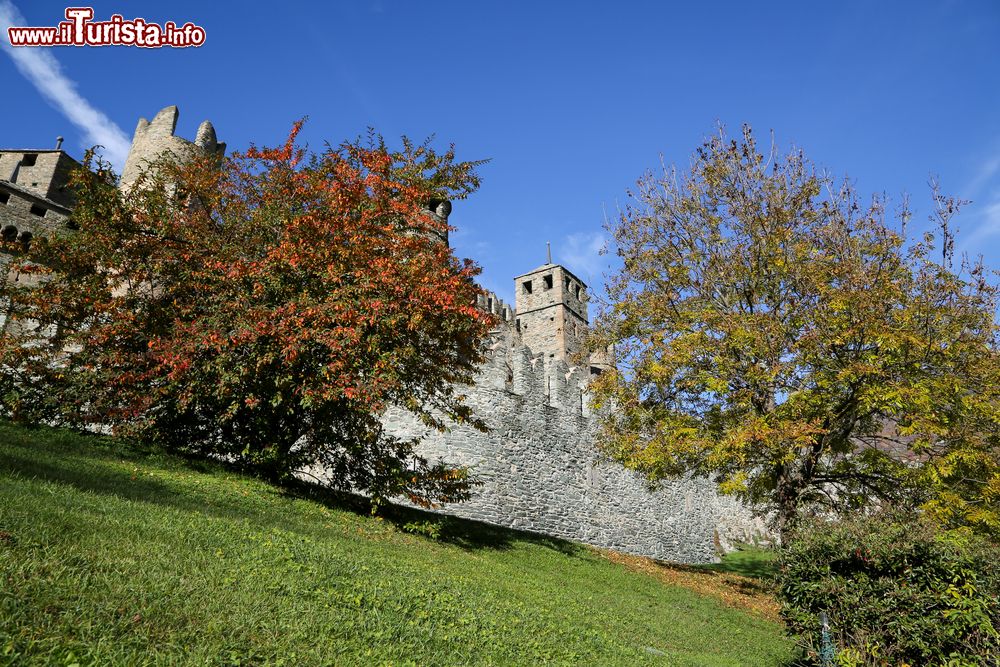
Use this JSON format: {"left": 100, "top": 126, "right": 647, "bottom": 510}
{"left": 0, "top": 422, "right": 793, "bottom": 666}
{"left": 703, "top": 546, "right": 778, "bottom": 579}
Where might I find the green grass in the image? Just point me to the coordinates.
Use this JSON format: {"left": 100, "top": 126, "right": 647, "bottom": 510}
{"left": 702, "top": 546, "right": 779, "bottom": 580}
{"left": 0, "top": 421, "right": 794, "bottom": 665}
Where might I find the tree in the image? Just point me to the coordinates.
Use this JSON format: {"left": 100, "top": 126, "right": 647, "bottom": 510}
{"left": 0, "top": 125, "right": 494, "bottom": 508}
{"left": 587, "top": 125, "right": 1000, "bottom": 540}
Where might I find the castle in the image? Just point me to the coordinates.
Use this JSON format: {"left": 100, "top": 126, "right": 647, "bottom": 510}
{"left": 0, "top": 139, "right": 79, "bottom": 249}
{"left": 0, "top": 106, "right": 769, "bottom": 563}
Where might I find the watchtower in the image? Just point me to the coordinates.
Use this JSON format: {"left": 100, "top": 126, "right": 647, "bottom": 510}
{"left": 513, "top": 261, "right": 589, "bottom": 363}
{"left": 0, "top": 139, "right": 79, "bottom": 246}
{"left": 120, "top": 106, "right": 225, "bottom": 191}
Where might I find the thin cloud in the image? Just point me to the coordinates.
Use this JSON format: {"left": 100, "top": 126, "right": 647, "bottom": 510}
{"left": 955, "top": 151, "right": 1000, "bottom": 254}
{"left": 556, "top": 230, "right": 606, "bottom": 287}
{"left": 0, "top": 1, "right": 130, "bottom": 170}
{"left": 964, "top": 154, "right": 1000, "bottom": 198}
{"left": 957, "top": 196, "right": 1000, "bottom": 252}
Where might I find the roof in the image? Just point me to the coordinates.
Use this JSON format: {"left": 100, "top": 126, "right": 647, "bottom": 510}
{"left": 0, "top": 149, "right": 76, "bottom": 156}
{"left": 513, "top": 262, "right": 588, "bottom": 287}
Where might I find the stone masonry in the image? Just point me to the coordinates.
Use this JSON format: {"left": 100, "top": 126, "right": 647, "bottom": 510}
{"left": 384, "top": 320, "right": 767, "bottom": 563}
{"left": 514, "top": 263, "right": 590, "bottom": 364}
{"left": 385, "top": 253, "right": 769, "bottom": 563}
{"left": 120, "top": 105, "right": 224, "bottom": 191}
{"left": 0, "top": 145, "right": 79, "bottom": 247}
{"left": 3, "top": 105, "right": 771, "bottom": 563}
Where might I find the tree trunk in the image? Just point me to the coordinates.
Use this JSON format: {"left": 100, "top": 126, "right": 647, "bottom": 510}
{"left": 774, "top": 464, "right": 802, "bottom": 545}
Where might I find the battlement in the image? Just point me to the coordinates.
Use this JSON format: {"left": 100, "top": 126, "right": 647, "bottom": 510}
{"left": 3, "top": 104, "right": 769, "bottom": 563}
{"left": 472, "top": 324, "right": 595, "bottom": 417}
{"left": 476, "top": 289, "right": 515, "bottom": 323}
{"left": 120, "top": 106, "right": 225, "bottom": 191}
{"left": 385, "top": 309, "right": 769, "bottom": 564}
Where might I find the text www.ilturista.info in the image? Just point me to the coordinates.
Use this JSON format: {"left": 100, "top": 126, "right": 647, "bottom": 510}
{"left": 7, "top": 7, "right": 205, "bottom": 48}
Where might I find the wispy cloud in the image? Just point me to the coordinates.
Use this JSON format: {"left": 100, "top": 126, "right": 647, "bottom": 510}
{"left": 956, "top": 151, "right": 1000, "bottom": 255}
{"left": 555, "top": 230, "right": 607, "bottom": 287}
{"left": 0, "top": 1, "right": 130, "bottom": 170}
{"left": 964, "top": 155, "right": 1000, "bottom": 198}
{"left": 957, "top": 196, "right": 1000, "bottom": 253}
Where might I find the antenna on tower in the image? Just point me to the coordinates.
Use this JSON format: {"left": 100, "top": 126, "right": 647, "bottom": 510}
{"left": 546, "top": 241, "right": 552, "bottom": 264}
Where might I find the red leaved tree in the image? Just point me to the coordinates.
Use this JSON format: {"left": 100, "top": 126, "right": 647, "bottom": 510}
{"left": 0, "top": 125, "right": 493, "bottom": 507}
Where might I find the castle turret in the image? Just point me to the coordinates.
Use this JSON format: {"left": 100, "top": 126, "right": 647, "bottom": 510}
{"left": 513, "top": 262, "right": 589, "bottom": 364}
{"left": 0, "top": 142, "right": 80, "bottom": 245}
{"left": 120, "top": 106, "right": 225, "bottom": 191}
{"left": 421, "top": 198, "right": 451, "bottom": 246}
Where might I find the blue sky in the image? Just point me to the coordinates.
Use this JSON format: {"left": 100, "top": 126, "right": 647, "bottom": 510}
{"left": 2, "top": 1, "right": 999, "bottom": 310}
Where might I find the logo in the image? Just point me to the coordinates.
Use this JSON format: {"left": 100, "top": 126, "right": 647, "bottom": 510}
{"left": 7, "top": 7, "right": 206, "bottom": 48}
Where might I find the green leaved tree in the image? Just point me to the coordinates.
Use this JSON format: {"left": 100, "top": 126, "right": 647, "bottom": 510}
{"left": 588, "top": 125, "right": 1000, "bottom": 540}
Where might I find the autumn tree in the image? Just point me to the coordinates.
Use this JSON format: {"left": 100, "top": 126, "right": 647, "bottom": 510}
{"left": 587, "top": 125, "right": 1000, "bottom": 540}
{"left": 0, "top": 125, "right": 494, "bottom": 507}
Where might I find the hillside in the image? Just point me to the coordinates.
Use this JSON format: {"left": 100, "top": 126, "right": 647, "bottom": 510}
{"left": 0, "top": 421, "right": 793, "bottom": 665}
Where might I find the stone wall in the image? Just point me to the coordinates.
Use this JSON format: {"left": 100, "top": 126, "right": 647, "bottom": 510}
{"left": 383, "top": 325, "right": 770, "bottom": 564}
{"left": 0, "top": 150, "right": 79, "bottom": 208}
{"left": 514, "top": 264, "right": 589, "bottom": 361}
{"left": 120, "top": 106, "right": 225, "bottom": 191}
{"left": 0, "top": 148, "right": 77, "bottom": 243}
{"left": 0, "top": 182, "right": 71, "bottom": 240}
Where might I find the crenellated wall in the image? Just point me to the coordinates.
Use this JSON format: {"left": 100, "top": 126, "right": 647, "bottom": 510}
{"left": 4, "top": 104, "right": 770, "bottom": 563}
{"left": 475, "top": 289, "right": 515, "bottom": 323}
{"left": 120, "top": 106, "right": 225, "bottom": 191}
{"left": 384, "top": 323, "right": 771, "bottom": 563}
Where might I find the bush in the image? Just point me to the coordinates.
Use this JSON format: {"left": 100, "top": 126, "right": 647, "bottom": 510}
{"left": 776, "top": 514, "right": 1000, "bottom": 666}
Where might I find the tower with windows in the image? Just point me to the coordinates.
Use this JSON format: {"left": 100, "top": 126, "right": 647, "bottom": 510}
{"left": 513, "top": 262, "right": 590, "bottom": 363}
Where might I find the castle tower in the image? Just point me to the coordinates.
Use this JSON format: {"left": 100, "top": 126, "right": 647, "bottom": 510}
{"left": 418, "top": 198, "right": 451, "bottom": 246}
{"left": 120, "top": 106, "right": 225, "bottom": 191}
{"left": 0, "top": 140, "right": 80, "bottom": 247}
{"left": 513, "top": 262, "right": 589, "bottom": 363}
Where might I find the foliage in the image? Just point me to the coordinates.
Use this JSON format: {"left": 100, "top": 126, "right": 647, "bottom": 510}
{"left": 0, "top": 419, "right": 794, "bottom": 666}
{"left": 400, "top": 518, "right": 448, "bottom": 540}
{"left": 588, "top": 124, "right": 1000, "bottom": 538}
{"left": 776, "top": 514, "right": 1000, "bottom": 665}
{"left": 0, "top": 125, "right": 494, "bottom": 507}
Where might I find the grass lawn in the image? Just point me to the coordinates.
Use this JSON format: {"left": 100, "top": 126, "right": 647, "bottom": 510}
{"left": 703, "top": 546, "right": 778, "bottom": 579}
{"left": 0, "top": 421, "right": 794, "bottom": 665}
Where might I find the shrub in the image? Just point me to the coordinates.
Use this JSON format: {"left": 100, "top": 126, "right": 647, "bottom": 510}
{"left": 400, "top": 519, "right": 445, "bottom": 540}
{"left": 776, "top": 513, "right": 1000, "bottom": 666}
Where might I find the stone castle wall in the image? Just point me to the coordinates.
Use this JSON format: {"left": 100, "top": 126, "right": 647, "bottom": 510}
{"left": 0, "top": 149, "right": 77, "bottom": 246}
{"left": 3, "top": 105, "right": 771, "bottom": 563}
{"left": 0, "top": 150, "right": 78, "bottom": 208}
{"left": 0, "top": 182, "right": 71, "bottom": 239}
{"left": 384, "top": 324, "right": 769, "bottom": 564}
{"left": 120, "top": 106, "right": 224, "bottom": 191}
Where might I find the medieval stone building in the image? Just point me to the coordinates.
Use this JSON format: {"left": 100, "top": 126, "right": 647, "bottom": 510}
{"left": 1, "top": 106, "right": 769, "bottom": 563}
{"left": 0, "top": 141, "right": 79, "bottom": 251}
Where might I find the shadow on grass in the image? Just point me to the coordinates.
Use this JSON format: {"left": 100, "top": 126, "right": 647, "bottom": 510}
{"left": 0, "top": 446, "right": 279, "bottom": 521}
{"left": 0, "top": 420, "right": 585, "bottom": 558}
{"left": 281, "top": 475, "right": 586, "bottom": 556}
